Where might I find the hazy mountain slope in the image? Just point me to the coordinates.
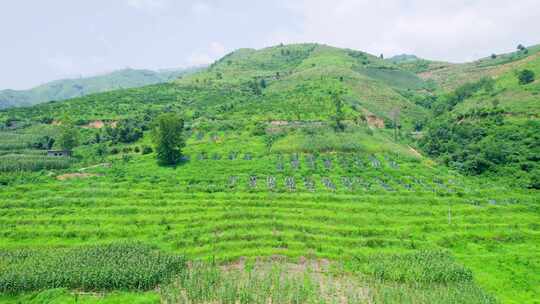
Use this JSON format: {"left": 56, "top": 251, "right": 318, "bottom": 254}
{"left": 0, "top": 67, "right": 200, "bottom": 109}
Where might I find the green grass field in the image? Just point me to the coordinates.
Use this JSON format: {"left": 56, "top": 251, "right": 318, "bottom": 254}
{"left": 0, "top": 130, "right": 538, "bottom": 303}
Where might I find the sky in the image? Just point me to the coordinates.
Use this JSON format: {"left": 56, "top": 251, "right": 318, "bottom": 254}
{"left": 1, "top": 0, "right": 539, "bottom": 90}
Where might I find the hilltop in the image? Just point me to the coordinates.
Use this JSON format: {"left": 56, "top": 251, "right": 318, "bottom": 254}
{"left": 409, "top": 44, "right": 540, "bottom": 90}
{"left": 0, "top": 66, "right": 201, "bottom": 109}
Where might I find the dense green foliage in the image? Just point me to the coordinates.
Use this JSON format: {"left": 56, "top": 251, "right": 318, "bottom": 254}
{"left": 151, "top": 113, "right": 185, "bottom": 165}
{"left": 421, "top": 49, "right": 539, "bottom": 187}
{"left": 518, "top": 69, "right": 535, "bottom": 85}
{"left": 0, "top": 243, "right": 185, "bottom": 294}
{"left": 56, "top": 120, "right": 80, "bottom": 151}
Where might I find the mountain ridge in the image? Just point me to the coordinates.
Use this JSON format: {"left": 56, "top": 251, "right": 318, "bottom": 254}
{"left": 0, "top": 66, "right": 202, "bottom": 109}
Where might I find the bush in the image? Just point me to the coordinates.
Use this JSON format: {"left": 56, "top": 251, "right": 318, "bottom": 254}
{"left": 134, "top": 146, "right": 141, "bottom": 153}
{"left": 0, "top": 243, "right": 186, "bottom": 294}
{"left": 529, "top": 169, "right": 540, "bottom": 189}
{"left": 142, "top": 145, "right": 153, "bottom": 155}
{"left": 95, "top": 144, "right": 108, "bottom": 157}
{"left": 518, "top": 69, "right": 535, "bottom": 85}
{"left": 104, "top": 118, "right": 144, "bottom": 144}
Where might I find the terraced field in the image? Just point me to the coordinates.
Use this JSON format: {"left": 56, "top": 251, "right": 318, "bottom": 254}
{"left": 0, "top": 131, "right": 538, "bottom": 303}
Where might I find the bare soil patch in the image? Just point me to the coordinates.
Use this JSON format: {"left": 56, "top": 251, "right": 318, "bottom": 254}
{"left": 56, "top": 173, "right": 103, "bottom": 180}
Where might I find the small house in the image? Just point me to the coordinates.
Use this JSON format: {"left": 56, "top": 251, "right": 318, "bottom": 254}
{"left": 47, "top": 150, "right": 72, "bottom": 157}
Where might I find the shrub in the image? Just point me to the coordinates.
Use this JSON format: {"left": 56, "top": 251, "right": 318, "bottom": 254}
{"left": 95, "top": 144, "right": 108, "bottom": 157}
{"left": 134, "top": 146, "right": 141, "bottom": 153}
{"left": 142, "top": 145, "right": 153, "bottom": 155}
{"left": 518, "top": 69, "right": 535, "bottom": 85}
{"left": 105, "top": 118, "right": 144, "bottom": 144}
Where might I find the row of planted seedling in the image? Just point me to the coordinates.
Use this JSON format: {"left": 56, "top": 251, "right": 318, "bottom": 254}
{"left": 179, "top": 174, "right": 458, "bottom": 193}
{"left": 188, "top": 151, "right": 402, "bottom": 171}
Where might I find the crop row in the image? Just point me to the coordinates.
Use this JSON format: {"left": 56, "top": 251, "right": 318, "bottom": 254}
{"left": 0, "top": 154, "right": 73, "bottom": 172}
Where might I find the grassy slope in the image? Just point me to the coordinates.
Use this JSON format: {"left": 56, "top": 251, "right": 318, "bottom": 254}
{"left": 0, "top": 67, "right": 199, "bottom": 110}
{"left": 178, "top": 43, "right": 429, "bottom": 127}
{"left": 0, "top": 131, "right": 538, "bottom": 302}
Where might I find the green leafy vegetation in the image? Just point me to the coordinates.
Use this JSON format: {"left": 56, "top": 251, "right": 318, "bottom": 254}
{"left": 421, "top": 48, "right": 540, "bottom": 188}
{"left": 518, "top": 69, "right": 535, "bottom": 85}
{"left": 0, "top": 243, "right": 185, "bottom": 294}
{"left": 151, "top": 113, "right": 186, "bottom": 165}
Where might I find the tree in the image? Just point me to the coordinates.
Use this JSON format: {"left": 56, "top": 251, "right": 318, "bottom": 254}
{"left": 57, "top": 118, "right": 79, "bottom": 150}
{"left": 491, "top": 54, "right": 497, "bottom": 59}
{"left": 32, "top": 136, "right": 55, "bottom": 150}
{"left": 517, "top": 44, "right": 525, "bottom": 51}
{"left": 518, "top": 69, "right": 535, "bottom": 85}
{"left": 330, "top": 90, "right": 345, "bottom": 132}
{"left": 107, "top": 118, "right": 143, "bottom": 144}
{"left": 389, "top": 107, "right": 401, "bottom": 141}
{"left": 151, "top": 113, "right": 185, "bottom": 165}
{"left": 260, "top": 78, "right": 267, "bottom": 89}
{"left": 248, "top": 80, "right": 262, "bottom": 95}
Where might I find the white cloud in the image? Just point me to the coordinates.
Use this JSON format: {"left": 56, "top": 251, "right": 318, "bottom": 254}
{"left": 186, "top": 41, "right": 228, "bottom": 66}
{"left": 280, "top": 0, "right": 540, "bottom": 62}
{"left": 126, "top": 0, "right": 168, "bottom": 12}
{"left": 186, "top": 53, "right": 213, "bottom": 66}
{"left": 190, "top": 1, "right": 211, "bottom": 15}
{"left": 210, "top": 41, "right": 226, "bottom": 56}
{"left": 46, "top": 54, "right": 76, "bottom": 75}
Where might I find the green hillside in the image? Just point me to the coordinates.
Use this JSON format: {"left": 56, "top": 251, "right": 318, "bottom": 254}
{"left": 420, "top": 46, "right": 540, "bottom": 188}
{"left": 417, "top": 44, "right": 540, "bottom": 90}
{"left": 0, "top": 67, "right": 200, "bottom": 109}
{"left": 0, "top": 43, "right": 538, "bottom": 303}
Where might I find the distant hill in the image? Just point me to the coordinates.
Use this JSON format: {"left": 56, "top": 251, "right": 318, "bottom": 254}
{"left": 387, "top": 54, "right": 421, "bottom": 63}
{"left": 0, "top": 67, "right": 202, "bottom": 109}
{"left": 1, "top": 43, "right": 431, "bottom": 128}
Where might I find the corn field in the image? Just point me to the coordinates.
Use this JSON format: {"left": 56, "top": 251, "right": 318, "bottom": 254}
{"left": 0, "top": 243, "right": 186, "bottom": 294}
